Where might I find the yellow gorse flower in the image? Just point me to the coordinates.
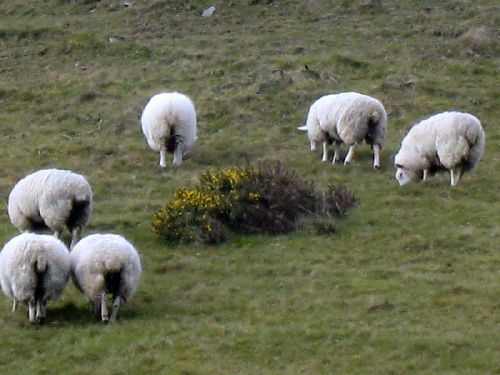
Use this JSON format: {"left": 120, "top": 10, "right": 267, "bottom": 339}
{"left": 172, "top": 187, "right": 222, "bottom": 210}
{"left": 248, "top": 192, "right": 260, "bottom": 201}
{"left": 152, "top": 165, "right": 258, "bottom": 241}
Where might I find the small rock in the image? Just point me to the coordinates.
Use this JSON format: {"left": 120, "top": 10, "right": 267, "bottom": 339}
{"left": 202, "top": 6, "right": 216, "bottom": 17}
{"left": 361, "top": 0, "right": 382, "bottom": 7}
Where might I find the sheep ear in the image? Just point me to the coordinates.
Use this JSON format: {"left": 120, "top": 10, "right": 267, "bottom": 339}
{"left": 297, "top": 125, "right": 308, "bottom": 131}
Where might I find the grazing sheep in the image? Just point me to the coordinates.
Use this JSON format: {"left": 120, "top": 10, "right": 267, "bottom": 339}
{"left": 71, "top": 234, "right": 141, "bottom": 323}
{"left": 141, "top": 92, "right": 197, "bottom": 167}
{"left": 0, "top": 233, "right": 71, "bottom": 323}
{"left": 395, "top": 111, "right": 485, "bottom": 186}
{"left": 8, "top": 169, "right": 92, "bottom": 249}
{"left": 298, "top": 92, "right": 387, "bottom": 169}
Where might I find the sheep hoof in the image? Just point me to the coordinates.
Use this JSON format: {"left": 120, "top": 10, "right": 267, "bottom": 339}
{"left": 373, "top": 165, "right": 380, "bottom": 170}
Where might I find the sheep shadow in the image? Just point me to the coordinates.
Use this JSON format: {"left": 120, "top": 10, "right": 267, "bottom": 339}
{"left": 37, "top": 301, "right": 146, "bottom": 327}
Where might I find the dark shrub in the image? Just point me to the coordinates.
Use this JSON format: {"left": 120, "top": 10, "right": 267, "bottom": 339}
{"left": 152, "top": 161, "right": 355, "bottom": 245}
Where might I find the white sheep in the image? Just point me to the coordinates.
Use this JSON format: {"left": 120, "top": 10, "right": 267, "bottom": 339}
{"left": 8, "top": 169, "right": 92, "bottom": 249}
{"left": 70, "top": 234, "right": 141, "bottom": 323}
{"left": 298, "top": 92, "right": 387, "bottom": 169}
{"left": 141, "top": 92, "right": 197, "bottom": 167}
{"left": 395, "top": 111, "right": 485, "bottom": 186}
{"left": 0, "top": 233, "right": 71, "bottom": 323}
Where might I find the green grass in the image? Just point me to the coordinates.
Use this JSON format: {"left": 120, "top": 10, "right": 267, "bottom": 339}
{"left": 0, "top": 0, "right": 498, "bottom": 373}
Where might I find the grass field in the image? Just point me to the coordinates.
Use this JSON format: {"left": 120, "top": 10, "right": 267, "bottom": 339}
{"left": 0, "top": 0, "right": 498, "bottom": 373}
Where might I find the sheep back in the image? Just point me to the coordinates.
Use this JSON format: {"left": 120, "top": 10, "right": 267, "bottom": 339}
{"left": 8, "top": 169, "right": 92, "bottom": 234}
{"left": 334, "top": 93, "right": 387, "bottom": 147}
{"left": 396, "top": 111, "right": 485, "bottom": 172}
{"left": 305, "top": 92, "right": 387, "bottom": 147}
{"left": 141, "top": 92, "right": 197, "bottom": 154}
{"left": 71, "top": 234, "right": 141, "bottom": 304}
{"left": 0, "top": 233, "right": 70, "bottom": 304}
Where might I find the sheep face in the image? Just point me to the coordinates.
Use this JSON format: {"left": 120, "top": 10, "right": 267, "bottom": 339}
{"left": 395, "top": 166, "right": 418, "bottom": 186}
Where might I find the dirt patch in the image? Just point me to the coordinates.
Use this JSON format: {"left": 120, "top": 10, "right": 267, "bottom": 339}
{"left": 459, "top": 26, "right": 497, "bottom": 57}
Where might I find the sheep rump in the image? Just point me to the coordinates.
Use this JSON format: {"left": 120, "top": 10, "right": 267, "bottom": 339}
{"left": 8, "top": 168, "right": 92, "bottom": 249}
{"left": 141, "top": 92, "right": 197, "bottom": 167}
{"left": 0, "top": 233, "right": 71, "bottom": 323}
{"left": 71, "top": 233, "right": 141, "bottom": 322}
{"left": 395, "top": 111, "right": 485, "bottom": 186}
{"left": 298, "top": 92, "right": 387, "bottom": 169}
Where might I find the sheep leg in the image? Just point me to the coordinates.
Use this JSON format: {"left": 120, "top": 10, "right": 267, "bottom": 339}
{"left": 53, "top": 230, "right": 61, "bottom": 239}
{"left": 322, "top": 141, "right": 329, "bottom": 162}
{"left": 450, "top": 169, "right": 462, "bottom": 186}
{"left": 36, "top": 299, "right": 46, "bottom": 324}
{"left": 88, "top": 300, "right": 96, "bottom": 314}
{"left": 12, "top": 299, "right": 18, "bottom": 312}
{"left": 70, "top": 227, "right": 81, "bottom": 250}
{"left": 372, "top": 144, "right": 381, "bottom": 169}
{"left": 423, "top": 169, "right": 428, "bottom": 181}
{"left": 101, "top": 293, "right": 109, "bottom": 322}
{"left": 310, "top": 140, "right": 317, "bottom": 151}
{"left": 173, "top": 146, "right": 183, "bottom": 166}
{"left": 109, "top": 296, "right": 121, "bottom": 323}
{"left": 159, "top": 144, "right": 167, "bottom": 168}
{"left": 332, "top": 143, "right": 341, "bottom": 164}
{"left": 28, "top": 299, "right": 36, "bottom": 323}
{"left": 344, "top": 145, "right": 355, "bottom": 165}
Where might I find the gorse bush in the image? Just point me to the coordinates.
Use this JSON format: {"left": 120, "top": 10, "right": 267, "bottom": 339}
{"left": 324, "top": 184, "right": 357, "bottom": 216}
{"left": 222, "top": 162, "right": 318, "bottom": 235}
{"left": 152, "top": 161, "right": 355, "bottom": 244}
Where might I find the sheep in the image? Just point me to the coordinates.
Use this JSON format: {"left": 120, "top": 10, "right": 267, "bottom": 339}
{"left": 8, "top": 168, "right": 92, "bottom": 249}
{"left": 298, "top": 92, "right": 387, "bottom": 169}
{"left": 70, "top": 234, "right": 141, "bottom": 323}
{"left": 395, "top": 111, "right": 485, "bottom": 186}
{"left": 0, "top": 233, "right": 71, "bottom": 323}
{"left": 141, "top": 92, "right": 197, "bottom": 167}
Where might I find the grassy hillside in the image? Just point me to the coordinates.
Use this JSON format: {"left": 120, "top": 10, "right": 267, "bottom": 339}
{"left": 0, "top": 0, "right": 498, "bottom": 373}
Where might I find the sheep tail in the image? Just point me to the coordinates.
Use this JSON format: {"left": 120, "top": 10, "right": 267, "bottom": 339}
{"left": 104, "top": 257, "right": 122, "bottom": 273}
{"left": 74, "top": 193, "right": 90, "bottom": 202}
{"left": 67, "top": 197, "right": 91, "bottom": 231}
{"left": 103, "top": 261, "right": 123, "bottom": 299}
{"left": 365, "top": 111, "right": 382, "bottom": 146}
{"left": 463, "top": 125, "right": 485, "bottom": 170}
{"left": 465, "top": 125, "right": 483, "bottom": 149}
{"left": 165, "top": 125, "right": 177, "bottom": 153}
{"left": 369, "top": 111, "right": 381, "bottom": 126}
{"left": 33, "top": 256, "right": 47, "bottom": 302}
{"left": 33, "top": 256, "right": 48, "bottom": 273}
